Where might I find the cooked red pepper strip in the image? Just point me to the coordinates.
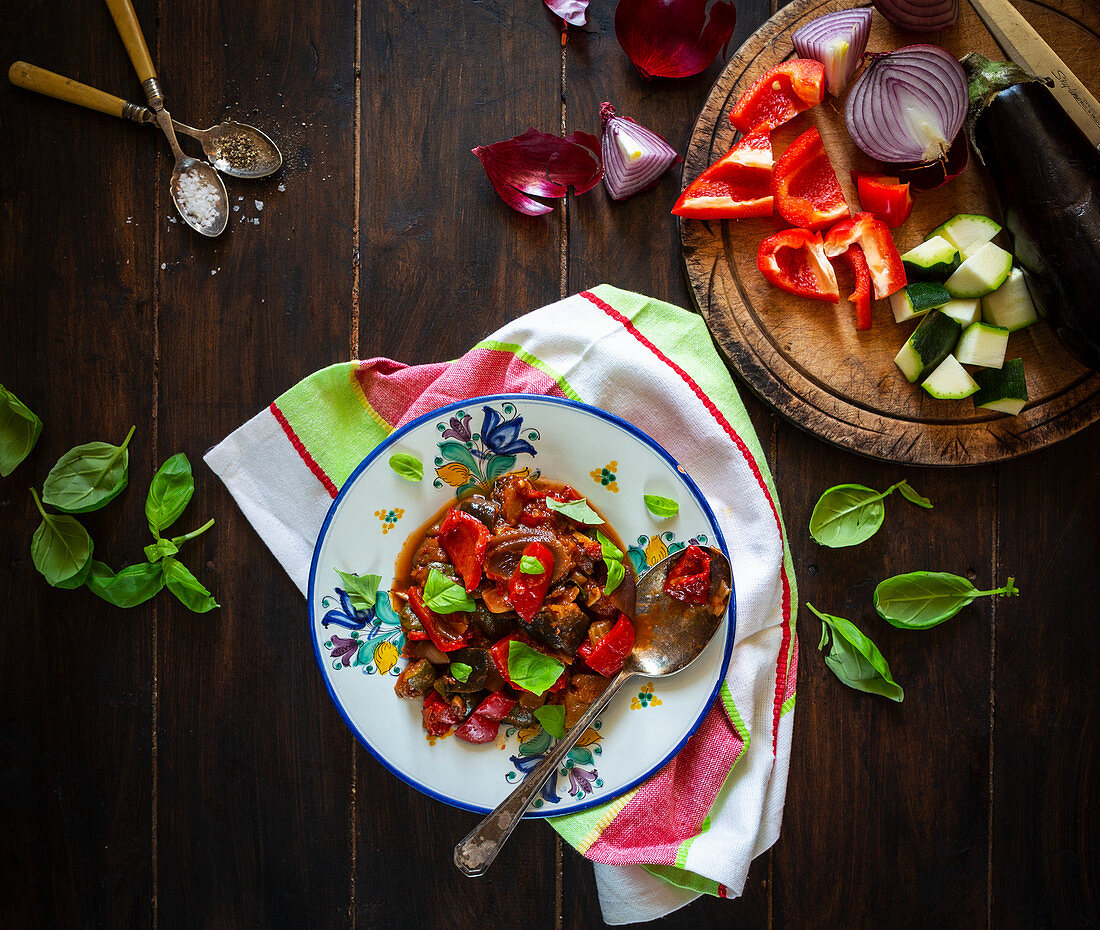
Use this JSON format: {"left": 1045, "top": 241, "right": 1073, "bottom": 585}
{"left": 757, "top": 228, "right": 840, "bottom": 302}
{"left": 729, "top": 59, "right": 825, "bottom": 133}
{"left": 422, "top": 692, "right": 464, "bottom": 737}
{"left": 407, "top": 585, "right": 470, "bottom": 653}
{"left": 454, "top": 691, "right": 518, "bottom": 743}
{"left": 823, "top": 212, "right": 906, "bottom": 299}
{"left": 438, "top": 508, "right": 491, "bottom": 592}
{"left": 851, "top": 172, "right": 913, "bottom": 229}
{"left": 664, "top": 545, "right": 711, "bottom": 605}
{"left": 771, "top": 127, "right": 849, "bottom": 231}
{"left": 489, "top": 631, "right": 567, "bottom": 693}
{"left": 576, "top": 612, "right": 636, "bottom": 677}
{"left": 507, "top": 541, "right": 554, "bottom": 623}
{"left": 836, "top": 245, "right": 873, "bottom": 331}
{"left": 672, "top": 131, "right": 774, "bottom": 220}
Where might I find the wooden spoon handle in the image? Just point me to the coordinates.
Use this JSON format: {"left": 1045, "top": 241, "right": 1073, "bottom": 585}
{"left": 8, "top": 62, "right": 147, "bottom": 122}
{"left": 103, "top": 0, "right": 161, "bottom": 106}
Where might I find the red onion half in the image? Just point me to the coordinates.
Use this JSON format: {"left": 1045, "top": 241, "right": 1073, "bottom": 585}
{"left": 844, "top": 45, "right": 967, "bottom": 165}
{"left": 791, "top": 8, "right": 872, "bottom": 95}
{"left": 872, "top": 0, "right": 959, "bottom": 32}
{"left": 600, "top": 103, "right": 681, "bottom": 201}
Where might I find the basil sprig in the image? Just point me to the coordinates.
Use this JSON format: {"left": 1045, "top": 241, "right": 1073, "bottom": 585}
{"left": 546, "top": 496, "right": 604, "bottom": 525}
{"left": 809, "top": 603, "right": 904, "bottom": 702}
{"left": 424, "top": 568, "right": 476, "bottom": 613}
{"left": 597, "top": 530, "right": 625, "bottom": 596}
{"left": 0, "top": 385, "right": 42, "bottom": 477}
{"left": 86, "top": 560, "right": 164, "bottom": 608}
{"left": 334, "top": 568, "right": 382, "bottom": 611}
{"left": 42, "top": 426, "right": 135, "bottom": 514}
{"left": 389, "top": 452, "right": 423, "bottom": 482}
{"left": 874, "top": 572, "right": 1019, "bottom": 629}
{"left": 643, "top": 494, "right": 679, "bottom": 519}
{"left": 809, "top": 480, "right": 932, "bottom": 548}
{"left": 30, "top": 487, "right": 94, "bottom": 588}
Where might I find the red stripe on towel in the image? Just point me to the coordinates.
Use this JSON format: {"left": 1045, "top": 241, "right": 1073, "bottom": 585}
{"left": 269, "top": 401, "right": 339, "bottom": 499}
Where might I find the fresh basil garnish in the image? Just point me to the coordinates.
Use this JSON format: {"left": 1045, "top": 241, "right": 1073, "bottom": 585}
{"left": 546, "top": 496, "right": 603, "bottom": 525}
{"left": 596, "top": 530, "right": 623, "bottom": 561}
{"left": 809, "top": 479, "right": 932, "bottom": 548}
{"left": 0, "top": 385, "right": 43, "bottom": 477}
{"left": 604, "top": 558, "right": 625, "bottom": 596}
{"left": 86, "top": 560, "right": 165, "bottom": 608}
{"left": 643, "top": 494, "right": 679, "bottom": 519}
{"left": 162, "top": 557, "right": 219, "bottom": 613}
{"left": 334, "top": 568, "right": 382, "bottom": 611}
{"left": 145, "top": 453, "right": 195, "bottom": 535}
{"left": 809, "top": 603, "right": 904, "bottom": 702}
{"left": 874, "top": 572, "right": 1018, "bottom": 629}
{"left": 29, "top": 487, "right": 94, "bottom": 588}
{"left": 144, "top": 538, "right": 179, "bottom": 563}
{"left": 519, "top": 555, "right": 544, "bottom": 575}
{"left": 41, "top": 426, "right": 135, "bottom": 514}
{"left": 450, "top": 662, "right": 473, "bottom": 683}
{"left": 507, "top": 640, "right": 564, "bottom": 695}
{"left": 424, "top": 567, "right": 476, "bottom": 613}
{"left": 534, "top": 703, "right": 566, "bottom": 738}
{"left": 389, "top": 452, "right": 423, "bottom": 482}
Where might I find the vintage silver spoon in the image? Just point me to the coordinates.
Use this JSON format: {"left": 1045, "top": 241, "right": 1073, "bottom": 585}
{"left": 104, "top": 0, "right": 228, "bottom": 236}
{"left": 8, "top": 63, "right": 282, "bottom": 179}
{"left": 453, "top": 545, "right": 733, "bottom": 877}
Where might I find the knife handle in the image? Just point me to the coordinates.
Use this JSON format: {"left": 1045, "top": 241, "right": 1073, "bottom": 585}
{"left": 103, "top": 0, "right": 163, "bottom": 108}
{"left": 8, "top": 61, "right": 148, "bottom": 122}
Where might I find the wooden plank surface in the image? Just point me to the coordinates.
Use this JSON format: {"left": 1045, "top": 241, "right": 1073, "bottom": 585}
{"left": 1, "top": 0, "right": 1097, "bottom": 928}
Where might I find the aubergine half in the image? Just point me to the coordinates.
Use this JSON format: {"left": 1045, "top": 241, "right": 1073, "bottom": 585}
{"left": 962, "top": 54, "right": 1100, "bottom": 371}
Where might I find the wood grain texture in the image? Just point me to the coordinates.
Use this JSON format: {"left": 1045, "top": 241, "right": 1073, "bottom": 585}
{"left": 681, "top": 0, "right": 1100, "bottom": 465}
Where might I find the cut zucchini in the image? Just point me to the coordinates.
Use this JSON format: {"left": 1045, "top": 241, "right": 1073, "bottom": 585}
{"left": 973, "top": 358, "right": 1028, "bottom": 415}
{"left": 929, "top": 213, "right": 1002, "bottom": 258}
{"left": 981, "top": 268, "right": 1038, "bottom": 332}
{"left": 922, "top": 355, "right": 979, "bottom": 399}
{"left": 938, "top": 298, "right": 982, "bottom": 327}
{"left": 890, "top": 281, "right": 953, "bottom": 323}
{"left": 955, "top": 322, "right": 1009, "bottom": 368}
{"left": 944, "top": 242, "right": 1013, "bottom": 298}
{"left": 901, "top": 235, "right": 959, "bottom": 282}
{"left": 894, "top": 310, "right": 962, "bottom": 383}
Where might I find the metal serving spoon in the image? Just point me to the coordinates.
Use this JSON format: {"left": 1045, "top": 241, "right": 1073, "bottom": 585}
{"left": 103, "top": 0, "right": 228, "bottom": 236}
{"left": 453, "top": 545, "right": 733, "bottom": 877}
{"left": 8, "top": 63, "right": 282, "bottom": 179}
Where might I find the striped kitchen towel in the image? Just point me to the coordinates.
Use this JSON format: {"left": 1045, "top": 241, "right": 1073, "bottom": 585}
{"left": 204, "top": 284, "right": 798, "bottom": 924}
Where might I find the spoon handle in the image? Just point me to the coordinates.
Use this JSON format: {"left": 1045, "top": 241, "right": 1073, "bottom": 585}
{"left": 103, "top": 0, "right": 162, "bottom": 107}
{"left": 8, "top": 62, "right": 146, "bottom": 122}
{"left": 454, "top": 669, "right": 635, "bottom": 877}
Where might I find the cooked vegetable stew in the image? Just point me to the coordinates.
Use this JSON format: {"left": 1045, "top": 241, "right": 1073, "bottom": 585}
{"left": 393, "top": 474, "right": 638, "bottom": 744}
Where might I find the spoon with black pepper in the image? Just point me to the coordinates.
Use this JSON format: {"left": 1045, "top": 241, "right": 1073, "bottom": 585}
{"left": 453, "top": 545, "right": 733, "bottom": 877}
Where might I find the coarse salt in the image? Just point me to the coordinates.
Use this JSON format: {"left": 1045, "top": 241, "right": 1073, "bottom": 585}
{"left": 176, "top": 168, "right": 221, "bottom": 229}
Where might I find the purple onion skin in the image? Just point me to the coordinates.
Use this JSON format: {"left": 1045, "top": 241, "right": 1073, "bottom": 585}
{"left": 872, "top": 0, "right": 959, "bottom": 32}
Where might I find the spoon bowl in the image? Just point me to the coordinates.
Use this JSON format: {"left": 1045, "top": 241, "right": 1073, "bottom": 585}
{"left": 167, "top": 117, "right": 282, "bottom": 179}
{"left": 170, "top": 152, "right": 229, "bottom": 237}
{"left": 453, "top": 545, "right": 732, "bottom": 877}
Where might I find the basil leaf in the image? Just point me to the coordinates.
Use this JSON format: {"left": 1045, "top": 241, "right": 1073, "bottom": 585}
{"left": 334, "top": 568, "right": 382, "bottom": 611}
{"left": 389, "top": 452, "right": 423, "bottom": 482}
{"left": 519, "top": 555, "right": 544, "bottom": 575}
{"left": 595, "top": 530, "right": 623, "bottom": 561}
{"left": 874, "top": 572, "right": 1019, "bottom": 629}
{"left": 450, "top": 661, "right": 473, "bottom": 683}
{"left": 0, "top": 385, "right": 43, "bottom": 477}
{"left": 809, "top": 480, "right": 932, "bottom": 548}
{"left": 423, "top": 568, "right": 476, "bottom": 613}
{"left": 896, "top": 481, "right": 932, "bottom": 509}
{"left": 643, "top": 494, "right": 679, "bottom": 519}
{"left": 507, "top": 640, "right": 564, "bottom": 696}
{"left": 604, "top": 557, "right": 625, "bottom": 596}
{"left": 29, "top": 488, "right": 93, "bottom": 588}
{"left": 546, "top": 496, "right": 603, "bottom": 525}
{"left": 534, "top": 704, "right": 566, "bottom": 738}
{"left": 145, "top": 453, "right": 194, "bottom": 535}
{"left": 808, "top": 603, "right": 904, "bottom": 702}
{"left": 41, "top": 426, "right": 135, "bottom": 514}
{"left": 86, "top": 560, "right": 164, "bottom": 608}
{"left": 162, "top": 557, "right": 219, "bottom": 613}
{"left": 144, "top": 538, "right": 179, "bottom": 563}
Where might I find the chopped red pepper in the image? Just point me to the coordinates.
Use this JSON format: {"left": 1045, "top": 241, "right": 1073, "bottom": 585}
{"left": 851, "top": 172, "right": 913, "bottom": 229}
{"left": 672, "top": 131, "right": 774, "bottom": 220}
{"left": 454, "top": 691, "right": 518, "bottom": 744}
{"left": 757, "top": 227, "right": 840, "bottom": 303}
{"left": 729, "top": 59, "right": 825, "bottom": 133}
{"left": 576, "top": 612, "right": 635, "bottom": 677}
{"left": 835, "top": 245, "right": 873, "bottom": 331}
{"left": 823, "top": 212, "right": 906, "bottom": 299}
{"left": 771, "top": 127, "right": 849, "bottom": 231}
{"left": 489, "top": 631, "right": 568, "bottom": 693}
{"left": 407, "top": 585, "right": 470, "bottom": 653}
{"left": 438, "top": 508, "right": 491, "bottom": 592}
{"left": 507, "top": 541, "right": 554, "bottom": 623}
{"left": 664, "top": 545, "right": 711, "bottom": 605}
{"left": 422, "top": 692, "right": 464, "bottom": 737}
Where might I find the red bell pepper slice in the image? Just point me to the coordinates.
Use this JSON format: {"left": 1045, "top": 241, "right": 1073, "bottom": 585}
{"left": 851, "top": 172, "right": 913, "bottom": 229}
{"left": 577, "top": 612, "right": 636, "bottom": 677}
{"left": 507, "top": 541, "right": 554, "bottom": 623}
{"left": 422, "top": 692, "right": 464, "bottom": 737}
{"left": 823, "top": 212, "right": 906, "bottom": 300}
{"left": 757, "top": 227, "right": 840, "bottom": 303}
{"left": 664, "top": 545, "right": 712, "bottom": 605}
{"left": 407, "top": 585, "right": 470, "bottom": 653}
{"left": 835, "top": 245, "right": 873, "bottom": 331}
{"left": 729, "top": 59, "right": 825, "bottom": 133}
{"left": 672, "top": 132, "right": 773, "bottom": 220}
{"left": 454, "top": 691, "right": 518, "bottom": 744}
{"left": 438, "top": 508, "right": 491, "bottom": 592}
{"left": 771, "top": 128, "right": 849, "bottom": 231}
{"left": 489, "top": 631, "right": 568, "bottom": 693}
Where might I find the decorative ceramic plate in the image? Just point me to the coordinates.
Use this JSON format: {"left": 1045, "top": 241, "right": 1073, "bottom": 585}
{"left": 307, "top": 394, "right": 735, "bottom": 817}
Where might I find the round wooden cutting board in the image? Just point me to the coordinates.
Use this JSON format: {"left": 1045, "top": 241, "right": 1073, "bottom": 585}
{"left": 681, "top": 0, "right": 1100, "bottom": 465}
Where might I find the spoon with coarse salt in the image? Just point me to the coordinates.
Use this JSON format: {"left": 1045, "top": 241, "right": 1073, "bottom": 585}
{"left": 103, "top": 0, "right": 228, "bottom": 236}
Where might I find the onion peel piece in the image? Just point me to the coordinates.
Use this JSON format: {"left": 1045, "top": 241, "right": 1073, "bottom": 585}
{"left": 544, "top": 0, "right": 588, "bottom": 27}
{"left": 472, "top": 128, "right": 604, "bottom": 216}
{"left": 615, "top": 0, "right": 737, "bottom": 80}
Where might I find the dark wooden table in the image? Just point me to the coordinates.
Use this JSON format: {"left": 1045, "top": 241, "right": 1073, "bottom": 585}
{"left": 2, "top": 1, "right": 1097, "bottom": 927}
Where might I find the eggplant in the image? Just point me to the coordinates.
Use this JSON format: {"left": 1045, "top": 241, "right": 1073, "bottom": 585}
{"left": 962, "top": 54, "right": 1100, "bottom": 370}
